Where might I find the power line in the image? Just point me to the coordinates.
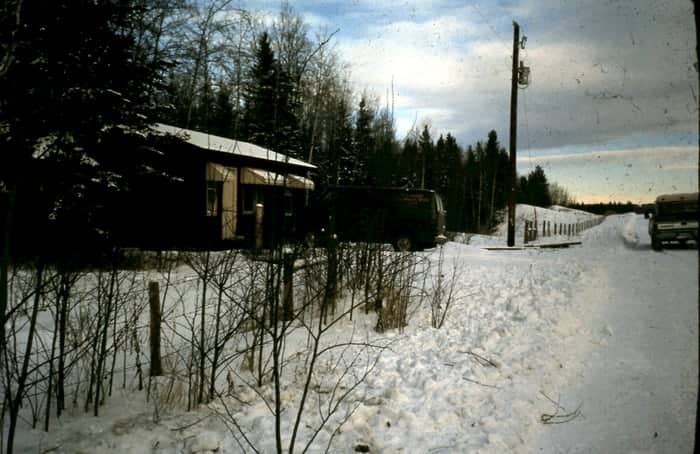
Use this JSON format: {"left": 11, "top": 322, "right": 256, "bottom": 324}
{"left": 521, "top": 87, "right": 534, "bottom": 174}
{"left": 472, "top": 4, "right": 511, "bottom": 52}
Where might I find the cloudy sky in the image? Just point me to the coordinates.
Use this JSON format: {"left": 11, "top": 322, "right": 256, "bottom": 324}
{"left": 251, "top": 0, "right": 698, "bottom": 203}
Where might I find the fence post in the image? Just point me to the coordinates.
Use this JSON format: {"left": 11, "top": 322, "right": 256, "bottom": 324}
{"left": 282, "top": 251, "right": 294, "bottom": 321}
{"left": 255, "top": 203, "right": 264, "bottom": 250}
{"left": 542, "top": 221, "right": 546, "bottom": 237}
{"left": 524, "top": 221, "right": 529, "bottom": 244}
{"left": 148, "top": 281, "right": 162, "bottom": 377}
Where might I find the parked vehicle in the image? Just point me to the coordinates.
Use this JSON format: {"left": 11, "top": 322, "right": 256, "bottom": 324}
{"left": 316, "top": 186, "right": 447, "bottom": 251}
{"left": 634, "top": 203, "right": 655, "bottom": 218}
{"left": 648, "top": 192, "right": 698, "bottom": 251}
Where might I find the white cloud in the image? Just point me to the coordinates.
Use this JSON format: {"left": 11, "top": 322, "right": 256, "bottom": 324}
{"left": 327, "top": 0, "right": 697, "bottom": 151}
{"left": 516, "top": 145, "right": 698, "bottom": 203}
{"left": 519, "top": 145, "right": 697, "bottom": 163}
{"left": 300, "top": 11, "right": 332, "bottom": 30}
{"left": 661, "top": 162, "right": 699, "bottom": 171}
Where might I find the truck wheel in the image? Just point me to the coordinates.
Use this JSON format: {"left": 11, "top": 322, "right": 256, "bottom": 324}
{"left": 394, "top": 236, "right": 412, "bottom": 252}
{"left": 651, "top": 235, "right": 662, "bottom": 251}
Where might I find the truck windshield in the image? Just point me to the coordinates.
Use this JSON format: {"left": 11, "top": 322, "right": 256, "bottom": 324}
{"left": 656, "top": 202, "right": 697, "bottom": 218}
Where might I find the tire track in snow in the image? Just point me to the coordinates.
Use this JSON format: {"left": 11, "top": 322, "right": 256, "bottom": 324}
{"left": 533, "top": 214, "right": 698, "bottom": 453}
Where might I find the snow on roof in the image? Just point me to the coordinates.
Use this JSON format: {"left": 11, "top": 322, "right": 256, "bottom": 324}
{"left": 655, "top": 192, "right": 698, "bottom": 203}
{"left": 153, "top": 123, "right": 315, "bottom": 170}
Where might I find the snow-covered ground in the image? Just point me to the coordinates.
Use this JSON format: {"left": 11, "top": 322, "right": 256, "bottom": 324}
{"left": 457, "top": 204, "right": 600, "bottom": 247}
{"left": 11, "top": 208, "right": 698, "bottom": 453}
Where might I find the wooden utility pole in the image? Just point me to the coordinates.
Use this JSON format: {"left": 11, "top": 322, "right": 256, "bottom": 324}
{"left": 507, "top": 22, "right": 520, "bottom": 247}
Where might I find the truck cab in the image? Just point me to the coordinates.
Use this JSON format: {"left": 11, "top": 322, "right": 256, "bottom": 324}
{"left": 648, "top": 192, "right": 698, "bottom": 251}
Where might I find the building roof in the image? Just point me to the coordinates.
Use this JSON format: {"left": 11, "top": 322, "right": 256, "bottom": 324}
{"left": 655, "top": 192, "right": 698, "bottom": 203}
{"left": 153, "top": 123, "right": 315, "bottom": 170}
{"left": 240, "top": 167, "right": 314, "bottom": 190}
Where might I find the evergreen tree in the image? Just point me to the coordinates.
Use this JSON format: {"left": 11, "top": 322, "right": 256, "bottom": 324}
{"left": 455, "top": 131, "right": 510, "bottom": 232}
{"left": 191, "top": 77, "right": 216, "bottom": 132}
{"left": 474, "top": 141, "right": 485, "bottom": 230}
{"left": 517, "top": 165, "right": 552, "bottom": 207}
{"left": 328, "top": 97, "right": 354, "bottom": 186}
{"left": 399, "top": 136, "right": 420, "bottom": 188}
{"left": 518, "top": 175, "right": 530, "bottom": 204}
{"left": 463, "top": 145, "right": 478, "bottom": 230}
{"left": 351, "top": 95, "right": 375, "bottom": 184}
{"left": 0, "top": 0, "right": 167, "bottom": 256}
{"left": 434, "top": 135, "right": 449, "bottom": 195}
{"left": 211, "top": 82, "right": 236, "bottom": 138}
{"left": 418, "top": 125, "right": 435, "bottom": 189}
{"left": 526, "top": 165, "right": 552, "bottom": 207}
{"left": 242, "top": 32, "right": 278, "bottom": 150}
{"left": 484, "top": 130, "right": 500, "bottom": 227}
{"left": 242, "top": 31, "right": 301, "bottom": 156}
{"left": 370, "top": 106, "right": 397, "bottom": 186}
{"left": 443, "top": 133, "right": 465, "bottom": 231}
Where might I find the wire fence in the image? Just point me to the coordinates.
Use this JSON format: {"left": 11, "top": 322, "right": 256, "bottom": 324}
{"left": 523, "top": 216, "right": 605, "bottom": 244}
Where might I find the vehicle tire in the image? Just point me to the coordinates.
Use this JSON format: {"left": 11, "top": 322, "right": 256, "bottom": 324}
{"left": 394, "top": 236, "right": 412, "bottom": 252}
{"left": 651, "top": 235, "right": 662, "bottom": 251}
{"left": 679, "top": 239, "right": 687, "bottom": 248}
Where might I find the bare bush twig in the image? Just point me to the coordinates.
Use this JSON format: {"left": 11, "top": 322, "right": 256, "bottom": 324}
{"left": 540, "top": 392, "right": 582, "bottom": 424}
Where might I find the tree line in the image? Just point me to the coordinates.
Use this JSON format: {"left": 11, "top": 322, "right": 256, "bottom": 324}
{"left": 0, "top": 0, "right": 575, "bottom": 256}
{"left": 141, "top": 1, "right": 571, "bottom": 233}
{"left": 567, "top": 201, "right": 638, "bottom": 215}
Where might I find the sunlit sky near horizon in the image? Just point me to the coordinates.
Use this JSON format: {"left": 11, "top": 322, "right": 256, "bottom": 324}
{"left": 249, "top": 0, "right": 698, "bottom": 203}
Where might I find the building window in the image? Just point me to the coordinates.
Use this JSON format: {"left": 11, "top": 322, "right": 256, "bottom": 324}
{"left": 242, "top": 186, "right": 258, "bottom": 214}
{"left": 284, "top": 190, "right": 293, "bottom": 217}
{"left": 206, "top": 181, "right": 221, "bottom": 217}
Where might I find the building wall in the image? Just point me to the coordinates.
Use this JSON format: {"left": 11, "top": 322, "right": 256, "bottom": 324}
{"left": 206, "top": 162, "right": 238, "bottom": 241}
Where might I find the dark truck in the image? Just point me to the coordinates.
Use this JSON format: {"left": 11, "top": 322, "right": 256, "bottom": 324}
{"left": 315, "top": 186, "right": 447, "bottom": 251}
{"left": 648, "top": 192, "right": 698, "bottom": 251}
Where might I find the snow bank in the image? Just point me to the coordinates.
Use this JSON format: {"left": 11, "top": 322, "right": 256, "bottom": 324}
{"left": 453, "top": 204, "right": 601, "bottom": 247}
{"left": 19, "top": 212, "right": 692, "bottom": 454}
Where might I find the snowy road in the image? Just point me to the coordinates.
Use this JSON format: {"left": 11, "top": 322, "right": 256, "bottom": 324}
{"left": 533, "top": 214, "right": 698, "bottom": 453}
